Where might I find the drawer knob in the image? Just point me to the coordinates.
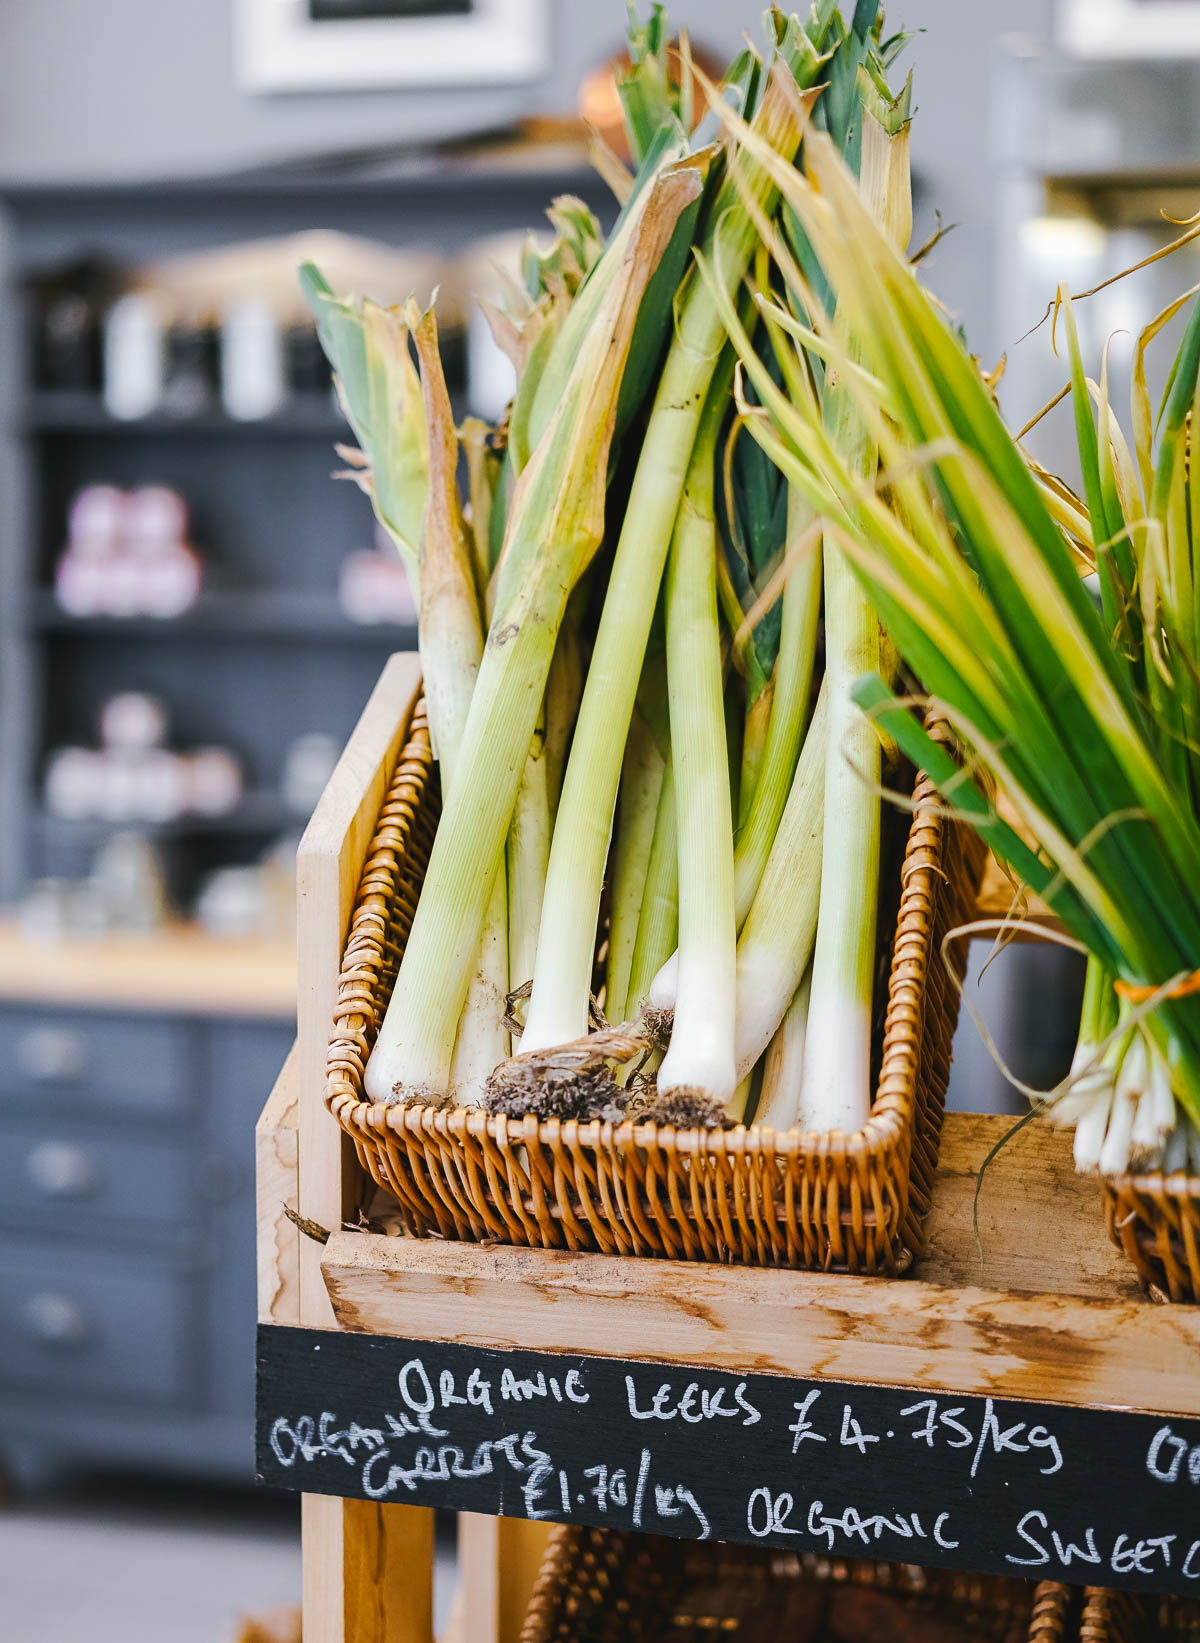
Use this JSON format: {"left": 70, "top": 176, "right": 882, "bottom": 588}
{"left": 17, "top": 1026, "right": 87, "bottom": 1082}
{"left": 25, "top": 1141, "right": 97, "bottom": 1199}
{"left": 22, "top": 1291, "right": 91, "bottom": 1348}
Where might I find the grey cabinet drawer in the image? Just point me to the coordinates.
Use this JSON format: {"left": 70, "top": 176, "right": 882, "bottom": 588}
{"left": 0, "top": 1120, "right": 192, "bottom": 1230}
{"left": 0, "top": 1009, "right": 192, "bottom": 1116}
{"left": 0, "top": 1240, "right": 185, "bottom": 1403}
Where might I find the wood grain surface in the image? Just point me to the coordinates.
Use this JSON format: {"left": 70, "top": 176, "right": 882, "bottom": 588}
{"left": 292, "top": 652, "right": 430, "bottom": 1643}
{"left": 256, "top": 1041, "right": 300, "bottom": 1326}
{"left": 320, "top": 1111, "right": 1199, "bottom": 1419}
{"left": 0, "top": 917, "right": 296, "bottom": 1016}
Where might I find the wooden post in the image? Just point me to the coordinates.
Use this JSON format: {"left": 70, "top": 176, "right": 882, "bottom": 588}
{"left": 459, "top": 1517, "right": 553, "bottom": 1643}
{"left": 294, "top": 652, "right": 435, "bottom": 1643}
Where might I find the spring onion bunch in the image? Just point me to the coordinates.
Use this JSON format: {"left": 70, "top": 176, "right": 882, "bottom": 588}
{"left": 306, "top": 3, "right": 919, "bottom": 1135}
{"left": 720, "top": 112, "right": 1200, "bottom": 1171}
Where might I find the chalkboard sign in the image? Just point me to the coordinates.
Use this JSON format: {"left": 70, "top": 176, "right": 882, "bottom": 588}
{"left": 257, "top": 1324, "right": 1200, "bottom": 1596}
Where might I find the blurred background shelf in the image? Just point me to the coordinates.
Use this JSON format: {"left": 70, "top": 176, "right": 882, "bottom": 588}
{"left": 31, "top": 792, "right": 300, "bottom": 838}
{"left": 26, "top": 588, "right": 417, "bottom": 644}
{"left": 20, "top": 392, "right": 351, "bottom": 438}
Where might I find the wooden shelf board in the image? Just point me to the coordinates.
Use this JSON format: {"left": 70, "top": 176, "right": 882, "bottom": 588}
{"left": 316, "top": 1111, "right": 1199, "bottom": 1419}
{"left": 0, "top": 916, "right": 296, "bottom": 1017}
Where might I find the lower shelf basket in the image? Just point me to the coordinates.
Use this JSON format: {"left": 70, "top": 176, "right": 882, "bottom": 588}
{"left": 1102, "top": 1171, "right": 1200, "bottom": 1304}
{"left": 518, "top": 1526, "right": 1046, "bottom": 1643}
{"left": 327, "top": 693, "right": 986, "bottom": 1272}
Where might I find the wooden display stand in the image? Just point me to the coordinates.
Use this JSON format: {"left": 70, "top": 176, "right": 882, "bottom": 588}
{"left": 256, "top": 653, "right": 1200, "bottom": 1643}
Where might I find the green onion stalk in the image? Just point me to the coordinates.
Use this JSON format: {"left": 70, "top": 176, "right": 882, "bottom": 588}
{"left": 363, "top": 159, "right": 707, "bottom": 1105}
{"left": 518, "top": 57, "right": 826, "bottom": 1061}
{"left": 737, "top": 121, "right": 1200, "bottom": 1166}
{"left": 796, "top": 90, "right": 911, "bottom": 1135}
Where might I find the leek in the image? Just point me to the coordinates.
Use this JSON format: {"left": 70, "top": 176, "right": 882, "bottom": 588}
{"left": 798, "top": 92, "right": 912, "bottom": 1136}
{"left": 365, "top": 159, "right": 706, "bottom": 1103}
{"left": 733, "top": 683, "right": 827, "bottom": 1081}
{"left": 519, "top": 61, "right": 823, "bottom": 1058}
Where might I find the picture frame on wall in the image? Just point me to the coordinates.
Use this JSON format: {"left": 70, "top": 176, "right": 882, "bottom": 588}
{"left": 1059, "top": 0, "right": 1200, "bottom": 57}
{"left": 236, "top": 0, "right": 550, "bottom": 92}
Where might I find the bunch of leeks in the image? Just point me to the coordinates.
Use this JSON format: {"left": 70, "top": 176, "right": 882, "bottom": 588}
{"left": 718, "top": 113, "right": 1200, "bottom": 1173}
{"left": 302, "top": 3, "right": 917, "bottom": 1140}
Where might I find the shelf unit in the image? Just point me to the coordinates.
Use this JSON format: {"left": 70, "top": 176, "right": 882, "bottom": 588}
{"left": 0, "top": 154, "right": 611, "bottom": 909}
{"left": 0, "top": 153, "right": 614, "bottom": 1490}
{"left": 27, "top": 587, "right": 416, "bottom": 644}
{"left": 257, "top": 654, "right": 1200, "bottom": 1643}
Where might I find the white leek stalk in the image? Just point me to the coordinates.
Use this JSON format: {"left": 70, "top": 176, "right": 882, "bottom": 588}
{"left": 756, "top": 967, "right": 812, "bottom": 1130}
{"left": 409, "top": 305, "right": 509, "bottom": 1104}
{"left": 656, "top": 398, "right": 738, "bottom": 1110}
{"left": 734, "top": 684, "right": 826, "bottom": 1081}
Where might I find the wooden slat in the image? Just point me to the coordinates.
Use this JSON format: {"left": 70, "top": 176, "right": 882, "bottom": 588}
{"left": 302, "top": 1499, "right": 432, "bottom": 1643}
{"left": 0, "top": 918, "right": 296, "bottom": 1017}
{"left": 922, "top": 1113, "right": 1140, "bottom": 1300}
{"left": 458, "top": 1517, "right": 553, "bottom": 1643}
{"left": 296, "top": 649, "right": 421, "bottom": 1330}
{"left": 256, "top": 1042, "right": 300, "bottom": 1326}
{"left": 343, "top": 1500, "right": 434, "bottom": 1643}
{"left": 320, "top": 1111, "right": 1200, "bottom": 1419}
{"left": 292, "top": 651, "right": 428, "bottom": 1643}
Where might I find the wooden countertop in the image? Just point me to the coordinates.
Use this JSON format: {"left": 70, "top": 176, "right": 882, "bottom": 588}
{"left": 0, "top": 917, "right": 296, "bottom": 1019}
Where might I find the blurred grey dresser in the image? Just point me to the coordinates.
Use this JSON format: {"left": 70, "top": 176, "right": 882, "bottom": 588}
{"left": 0, "top": 921, "right": 293, "bottom": 1484}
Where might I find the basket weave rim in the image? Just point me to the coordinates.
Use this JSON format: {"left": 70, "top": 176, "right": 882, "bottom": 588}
{"left": 337, "top": 1091, "right": 912, "bottom": 1154}
{"left": 329, "top": 738, "right": 957, "bottom": 1167}
{"left": 1104, "top": 1166, "right": 1200, "bottom": 1197}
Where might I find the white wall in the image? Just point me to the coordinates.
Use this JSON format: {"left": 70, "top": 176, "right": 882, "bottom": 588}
{"left": 0, "top": 0, "right": 1052, "bottom": 350}
{"left": 0, "top": 3, "right": 750, "bottom": 184}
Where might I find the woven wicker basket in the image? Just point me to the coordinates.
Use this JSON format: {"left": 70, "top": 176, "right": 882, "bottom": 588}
{"left": 327, "top": 693, "right": 986, "bottom": 1271}
{"left": 518, "top": 1525, "right": 1043, "bottom": 1643}
{"left": 1101, "top": 1172, "right": 1200, "bottom": 1304}
{"left": 1075, "top": 1589, "right": 1157, "bottom": 1643}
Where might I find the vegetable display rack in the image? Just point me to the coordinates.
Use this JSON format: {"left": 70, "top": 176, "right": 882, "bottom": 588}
{"left": 257, "top": 655, "right": 1200, "bottom": 1643}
